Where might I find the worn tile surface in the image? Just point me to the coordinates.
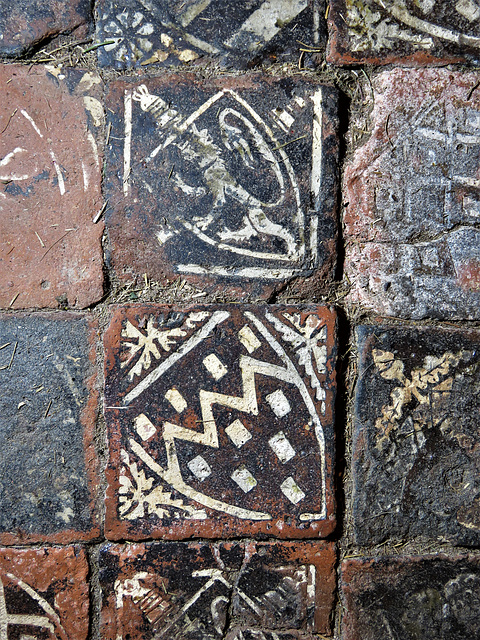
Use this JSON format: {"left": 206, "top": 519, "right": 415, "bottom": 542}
{"left": 96, "top": 0, "right": 324, "bottom": 69}
{"left": 327, "top": 0, "right": 480, "bottom": 65}
{"left": 353, "top": 325, "right": 480, "bottom": 546}
{"left": 104, "top": 75, "right": 338, "bottom": 299}
{"left": 341, "top": 554, "right": 480, "bottom": 640}
{"left": 100, "top": 540, "right": 336, "bottom": 639}
{"left": 104, "top": 304, "right": 336, "bottom": 540}
{"left": 344, "top": 69, "right": 480, "bottom": 319}
{"left": 0, "top": 313, "right": 100, "bottom": 544}
{"left": 0, "top": 0, "right": 91, "bottom": 57}
{"left": 0, "top": 65, "right": 104, "bottom": 310}
{"left": 0, "top": 545, "right": 89, "bottom": 640}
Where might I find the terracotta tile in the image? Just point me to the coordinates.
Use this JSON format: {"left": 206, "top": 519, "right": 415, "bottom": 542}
{"left": 341, "top": 554, "right": 480, "bottom": 640}
{"left": 0, "top": 545, "right": 89, "bottom": 639}
{"left": 353, "top": 324, "right": 480, "bottom": 546}
{"left": 0, "top": 65, "right": 104, "bottom": 310}
{"left": 103, "top": 74, "right": 338, "bottom": 300}
{"left": 96, "top": 0, "right": 324, "bottom": 69}
{"left": 104, "top": 304, "right": 336, "bottom": 539}
{"left": 0, "top": 0, "right": 91, "bottom": 57}
{"left": 344, "top": 68, "right": 480, "bottom": 319}
{"left": 0, "top": 312, "right": 101, "bottom": 544}
{"left": 327, "top": 0, "right": 480, "bottom": 65}
{"left": 100, "top": 540, "right": 336, "bottom": 639}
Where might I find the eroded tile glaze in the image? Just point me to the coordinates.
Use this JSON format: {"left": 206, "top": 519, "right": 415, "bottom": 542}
{"left": 104, "top": 304, "right": 336, "bottom": 539}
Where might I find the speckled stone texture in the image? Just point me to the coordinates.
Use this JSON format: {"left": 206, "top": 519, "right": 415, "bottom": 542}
{"left": 0, "top": 545, "right": 89, "bottom": 640}
{"left": 0, "top": 65, "right": 104, "bottom": 309}
{"left": 0, "top": 313, "right": 100, "bottom": 544}
{"left": 344, "top": 68, "right": 480, "bottom": 319}
{"left": 103, "top": 74, "right": 338, "bottom": 300}
{"left": 100, "top": 540, "right": 336, "bottom": 639}
{"left": 353, "top": 324, "right": 480, "bottom": 546}
{"left": 104, "top": 304, "right": 337, "bottom": 540}
{"left": 341, "top": 554, "right": 480, "bottom": 640}
{"left": 327, "top": 0, "right": 480, "bottom": 65}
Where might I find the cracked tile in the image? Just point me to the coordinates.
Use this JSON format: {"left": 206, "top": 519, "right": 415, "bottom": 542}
{"left": 100, "top": 540, "right": 336, "bottom": 639}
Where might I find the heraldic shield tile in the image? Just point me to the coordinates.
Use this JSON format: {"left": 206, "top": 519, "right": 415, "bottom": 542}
{"left": 104, "top": 75, "right": 338, "bottom": 299}
{"left": 100, "top": 540, "right": 336, "bottom": 639}
{"left": 104, "top": 305, "right": 337, "bottom": 539}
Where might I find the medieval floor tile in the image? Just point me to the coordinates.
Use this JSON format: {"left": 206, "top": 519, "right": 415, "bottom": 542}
{"left": 0, "top": 545, "right": 89, "bottom": 640}
{"left": 100, "top": 540, "right": 336, "bottom": 639}
{"left": 96, "top": 0, "right": 324, "bottom": 69}
{"left": 341, "top": 554, "right": 480, "bottom": 640}
{"left": 327, "top": 0, "right": 480, "bottom": 65}
{"left": 0, "top": 313, "right": 100, "bottom": 544}
{"left": 103, "top": 74, "right": 338, "bottom": 300}
{"left": 353, "top": 325, "right": 480, "bottom": 546}
{"left": 104, "top": 304, "right": 336, "bottom": 540}
{"left": 0, "top": 65, "right": 104, "bottom": 310}
{"left": 0, "top": 0, "right": 91, "bottom": 57}
{"left": 343, "top": 68, "right": 480, "bottom": 319}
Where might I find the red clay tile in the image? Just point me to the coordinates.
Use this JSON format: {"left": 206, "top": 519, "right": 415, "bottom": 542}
{"left": 104, "top": 304, "right": 336, "bottom": 540}
{"left": 327, "top": 0, "right": 479, "bottom": 66}
{"left": 0, "top": 65, "right": 104, "bottom": 310}
{"left": 0, "top": 545, "right": 89, "bottom": 640}
{"left": 103, "top": 74, "right": 338, "bottom": 300}
{"left": 100, "top": 540, "right": 336, "bottom": 639}
{"left": 0, "top": 312, "right": 101, "bottom": 544}
{"left": 341, "top": 554, "right": 480, "bottom": 640}
{"left": 344, "top": 68, "right": 480, "bottom": 319}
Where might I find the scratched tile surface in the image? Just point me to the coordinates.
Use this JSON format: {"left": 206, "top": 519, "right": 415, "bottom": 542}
{"left": 104, "top": 75, "right": 338, "bottom": 299}
{"left": 341, "top": 554, "right": 480, "bottom": 640}
{"left": 104, "top": 304, "right": 336, "bottom": 540}
{"left": 353, "top": 325, "right": 480, "bottom": 546}
{"left": 0, "top": 545, "right": 89, "bottom": 640}
{"left": 0, "top": 313, "right": 100, "bottom": 544}
{"left": 327, "top": 0, "right": 480, "bottom": 65}
{"left": 0, "top": 0, "right": 91, "bottom": 57}
{"left": 100, "top": 540, "right": 336, "bottom": 639}
{"left": 344, "top": 69, "right": 480, "bottom": 319}
{"left": 96, "top": 0, "right": 324, "bottom": 69}
{"left": 0, "top": 65, "right": 104, "bottom": 309}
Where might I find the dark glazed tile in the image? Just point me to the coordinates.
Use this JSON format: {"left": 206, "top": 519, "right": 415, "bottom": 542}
{"left": 344, "top": 68, "right": 480, "bottom": 319}
{"left": 0, "top": 313, "right": 100, "bottom": 544}
{"left": 0, "top": 65, "right": 104, "bottom": 309}
{"left": 96, "top": 0, "right": 325, "bottom": 69}
{"left": 328, "top": 0, "right": 480, "bottom": 65}
{"left": 104, "top": 74, "right": 338, "bottom": 300}
{"left": 0, "top": 0, "right": 91, "bottom": 57}
{"left": 100, "top": 540, "right": 336, "bottom": 639}
{"left": 0, "top": 545, "right": 89, "bottom": 639}
{"left": 104, "top": 304, "right": 336, "bottom": 539}
{"left": 341, "top": 554, "right": 480, "bottom": 640}
{"left": 353, "top": 325, "right": 480, "bottom": 545}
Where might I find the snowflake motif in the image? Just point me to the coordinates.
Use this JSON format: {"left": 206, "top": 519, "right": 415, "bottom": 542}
{"left": 102, "top": 9, "right": 155, "bottom": 65}
{"left": 119, "top": 450, "right": 207, "bottom": 520}
{"left": 121, "top": 312, "right": 211, "bottom": 379}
